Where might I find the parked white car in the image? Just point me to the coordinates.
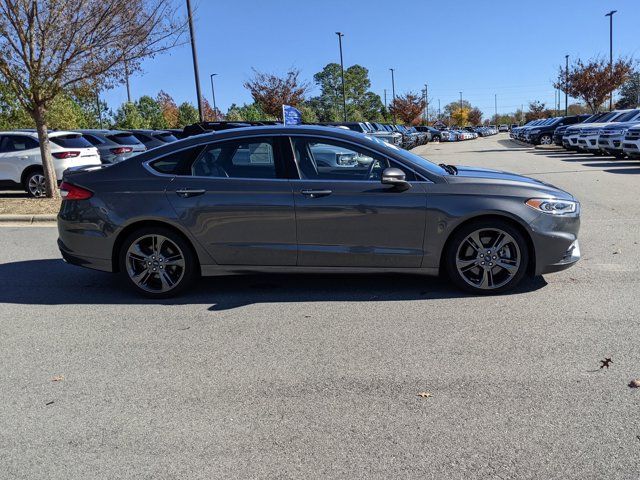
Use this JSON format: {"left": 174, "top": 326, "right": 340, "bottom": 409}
{"left": 622, "top": 124, "right": 640, "bottom": 159}
{"left": 0, "top": 130, "right": 101, "bottom": 197}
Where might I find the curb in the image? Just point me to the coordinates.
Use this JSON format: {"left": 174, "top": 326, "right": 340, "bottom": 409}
{"left": 0, "top": 214, "right": 57, "bottom": 225}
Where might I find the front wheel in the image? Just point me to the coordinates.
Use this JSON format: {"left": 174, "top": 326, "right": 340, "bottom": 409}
{"left": 539, "top": 134, "right": 552, "bottom": 145}
{"left": 445, "top": 220, "right": 529, "bottom": 294}
{"left": 119, "top": 227, "right": 199, "bottom": 298}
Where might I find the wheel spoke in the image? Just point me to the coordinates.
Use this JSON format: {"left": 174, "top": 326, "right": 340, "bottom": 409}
{"left": 479, "top": 269, "right": 493, "bottom": 289}
{"left": 466, "top": 231, "right": 483, "bottom": 251}
{"left": 496, "top": 259, "right": 518, "bottom": 274}
{"left": 159, "top": 271, "right": 175, "bottom": 291}
{"left": 131, "top": 268, "right": 152, "bottom": 286}
{"left": 164, "top": 254, "right": 184, "bottom": 268}
{"left": 456, "top": 258, "right": 477, "bottom": 272}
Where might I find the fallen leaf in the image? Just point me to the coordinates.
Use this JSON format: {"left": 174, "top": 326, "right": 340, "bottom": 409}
{"left": 600, "top": 358, "right": 613, "bottom": 369}
{"left": 417, "top": 392, "right": 432, "bottom": 398}
{"left": 628, "top": 379, "right": 640, "bottom": 388}
{"left": 51, "top": 375, "right": 64, "bottom": 382}
{"left": 46, "top": 401, "right": 54, "bottom": 406}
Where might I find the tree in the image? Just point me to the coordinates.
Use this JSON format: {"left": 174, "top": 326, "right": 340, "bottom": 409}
{"left": 450, "top": 106, "right": 470, "bottom": 127}
{"left": 136, "top": 95, "right": 167, "bottom": 129}
{"left": 310, "top": 63, "right": 385, "bottom": 121}
{"left": 177, "top": 102, "right": 199, "bottom": 127}
{"left": 554, "top": 57, "right": 633, "bottom": 113}
{"left": 468, "top": 107, "right": 483, "bottom": 126}
{"left": 244, "top": 69, "right": 309, "bottom": 119}
{"left": 226, "top": 102, "right": 272, "bottom": 122}
{"left": 202, "top": 98, "right": 219, "bottom": 122}
{"left": 113, "top": 102, "right": 145, "bottom": 129}
{"left": 156, "top": 90, "right": 180, "bottom": 128}
{"left": 0, "top": 0, "right": 184, "bottom": 197}
{"left": 615, "top": 72, "right": 640, "bottom": 109}
{"left": 525, "top": 101, "right": 546, "bottom": 122}
{"left": 389, "top": 92, "right": 425, "bottom": 125}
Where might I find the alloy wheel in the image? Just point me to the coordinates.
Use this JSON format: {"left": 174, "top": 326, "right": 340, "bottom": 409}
{"left": 125, "top": 234, "right": 185, "bottom": 293}
{"left": 540, "top": 135, "right": 552, "bottom": 145}
{"left": 455, "top": 228, "right": 521, "bottom": 290}
{"left": 27, "top": 174, "right": 47, "bottom": 197}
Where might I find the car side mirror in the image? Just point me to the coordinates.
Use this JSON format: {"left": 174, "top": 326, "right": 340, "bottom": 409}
{"left": 381, "top": 167, "right": 410, "bottom": 189}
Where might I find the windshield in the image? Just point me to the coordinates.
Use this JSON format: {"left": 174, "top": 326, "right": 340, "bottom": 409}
{"left": 613, "top": 110, "right": 640, "bottom": 122}
{"left": 597, "top": 111, "right": 621, "bottom": 122}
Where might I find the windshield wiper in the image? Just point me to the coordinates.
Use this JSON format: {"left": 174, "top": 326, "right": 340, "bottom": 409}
{"left": 439, "top": 163, "right": 458, "bottom": 175}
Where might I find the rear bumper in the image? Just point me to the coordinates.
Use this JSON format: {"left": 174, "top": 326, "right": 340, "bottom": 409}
{"left": 58, "top": 237, "right": 113, "bottom": 272}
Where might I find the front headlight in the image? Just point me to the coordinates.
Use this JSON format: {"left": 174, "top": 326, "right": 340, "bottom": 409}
{"left": 526, "top": 198, "right": 578, "bottom": 215}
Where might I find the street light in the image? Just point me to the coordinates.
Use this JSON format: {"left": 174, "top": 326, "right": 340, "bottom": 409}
{"left": 389, "top": 68, "right": 396, "bottom": 123}
{"left": 565, "top": 54, "right": 569, "bottom": 116}
{"left": 494, "top": 94, "right": 497, "bottom": 125}
{"left": 335, "top": 32, "right": 347, "bottom": 122}
{"left": 186, "top": 0, "right": 204, "bottom": 122}
{"left": 459, "top": 91, "right": 463, "bottom": 110}
{"left": 605, "top": 10, "right": 617, "bottom": 111}
{"left": 210, "top": 73, "right": 218, "bottom": 119}
{"left": 423, "top": 84, "right": 428, "bottom": 123}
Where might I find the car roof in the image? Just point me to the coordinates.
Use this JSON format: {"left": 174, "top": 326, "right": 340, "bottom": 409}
{"left": 0, "top": 130, "right": 81, "bottom": 137}
{"left": 131, "top": 129, "right": 171, "bottom": 134}
{"left": 75, "top": 129, "right": 132, "bottom": 135}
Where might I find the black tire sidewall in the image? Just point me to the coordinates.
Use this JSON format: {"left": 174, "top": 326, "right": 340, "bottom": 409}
{"left": 119, "top": 226, "right": 198, "bottom": 298}
{"left": 445, "top": 219, "right": 529, "bottom": 294}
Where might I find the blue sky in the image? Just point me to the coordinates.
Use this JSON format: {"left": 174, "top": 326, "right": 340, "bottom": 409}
{"left": 103, "top": 0, "right": 639, "bottom": 118}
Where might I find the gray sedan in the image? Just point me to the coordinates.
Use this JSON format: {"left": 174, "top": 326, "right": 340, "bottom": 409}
{"left": 75, "top": 130, "right": 147, "bottom": 164}
{"left": 57, "top": 126, "right": 581, "bottom": 298}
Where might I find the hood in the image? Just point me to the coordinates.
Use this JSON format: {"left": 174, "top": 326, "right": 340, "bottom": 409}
{"left": 445, "top": 166, "right": 573, "bottom": 199}
{"left": 566, "top": 122, "right": 612, "bottom": 132}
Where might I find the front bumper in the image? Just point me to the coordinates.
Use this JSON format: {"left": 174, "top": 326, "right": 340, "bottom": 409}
{"left": 529, "top": 211, "right": 581, "bottom": 275}
{"left": 597, "top": 134, "right": 625, "bottom": 153}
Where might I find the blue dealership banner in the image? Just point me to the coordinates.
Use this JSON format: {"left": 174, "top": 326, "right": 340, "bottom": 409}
{"left": 282, "top": 105, "right": 302, "bottom": 125}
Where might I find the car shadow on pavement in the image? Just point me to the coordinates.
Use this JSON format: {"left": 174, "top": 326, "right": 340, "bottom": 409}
{"left": 0, "top": 259, "right": 547, "bottom": 309}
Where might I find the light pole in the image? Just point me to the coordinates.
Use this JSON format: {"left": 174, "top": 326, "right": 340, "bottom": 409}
{"left": 186, "top": 0, "right": 204, "bottom": 122}
{"left": 389, "top": 68, "right": 396, "bottom": 123}
{"left": 383, "top": 89, "right": 387, "bottom": 108}
{"left": 124, "top": 60, "right": 131, "bottom": 103}
{"left": 424, "top": 83, "right": 428, "bottom": 124}
{"left": 565, "top": 54, "right": 569, "bottom": 115}
{"left": 605, "top": 10, "right": 617, "bottom": 111}
{"left": 335, "top": 32, "right": 347, "bottom": 122}
{"left": 210, "top": 73, "right": 218, "bottom": 119}
{"left": 96, "top": 89, "right": 103, "bottom": 129}
{"left": 494, "top": 94, "right": 497, "bottom": 125}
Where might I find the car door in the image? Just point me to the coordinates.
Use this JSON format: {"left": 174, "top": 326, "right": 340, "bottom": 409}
{"left": 0, "top": 135, "right": 40, "bottom": 183}
{"left": 166, "top": 136, "right": 297, "bottom": 266}
{"left": 288, "top": 136, "right": 427, "bottom": 268}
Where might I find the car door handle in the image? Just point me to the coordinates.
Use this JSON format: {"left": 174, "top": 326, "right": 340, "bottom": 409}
{"left": 301, "top": 189, "right": 333, "bottom": 198}
{"left": 175, "top": 188, "right": 206, "bottom": 198}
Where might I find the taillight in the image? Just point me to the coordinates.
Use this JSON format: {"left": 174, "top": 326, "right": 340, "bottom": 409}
{"left": 52, "top": 151, "right": 80, "bottom": 159}
{"left": 110, "top": 147, "right": 133, "bottom": 155}
{"left": 59, "top": 182, "right": 93, "bottom": 200}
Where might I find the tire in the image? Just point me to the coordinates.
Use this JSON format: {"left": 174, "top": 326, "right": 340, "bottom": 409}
{"left": 119, "top": 226, "right": 199, "bottom": 298}
{"left": 24, "top": 169, "right": 46, "bottom": 198}
{"left": 539, "top": 134, "right": 552, "bottom": 145}
{"left": 445, "top": 219, "right": 529, "bottom": 294}
{"left": 614, "top": 151, "right": 626, "bottom": 159}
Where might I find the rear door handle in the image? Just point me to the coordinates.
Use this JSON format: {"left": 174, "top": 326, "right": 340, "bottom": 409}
{"left": 301, "top": 189, "right": 333, "bottom": 198}
{"left": 175, "top": 188, "right": 206, "bottom": 198}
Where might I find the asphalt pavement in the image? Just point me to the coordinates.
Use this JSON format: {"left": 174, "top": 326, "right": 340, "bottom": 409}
{"left": 1, "top": 134, "right": 639, "bottom": 479}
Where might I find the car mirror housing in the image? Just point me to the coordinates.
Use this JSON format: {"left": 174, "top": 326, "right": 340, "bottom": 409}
{"left": 381, "top": 167, "right": 410, "bottom": 189}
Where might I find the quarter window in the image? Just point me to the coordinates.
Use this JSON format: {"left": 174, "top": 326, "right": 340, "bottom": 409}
{"left": 190, "top": 139, "right": 276, "bottom": 179}
{"left": 149, "top": 146, "right": 203, "bottom": 174}
{"left": 290, "top": 137, "right": 415, "bottom": 181}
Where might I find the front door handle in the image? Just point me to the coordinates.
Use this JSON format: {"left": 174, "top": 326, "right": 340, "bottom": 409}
{"left": 301, "top": 189, "right": 333, "bottom": 198}
{"left": 175, "top": 188, "right": 206, "bottom": 198}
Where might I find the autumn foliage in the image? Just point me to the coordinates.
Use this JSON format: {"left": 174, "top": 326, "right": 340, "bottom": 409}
{"left": 555, "top": 57, "right": 633, "bottom": 113}
{"left": 244, "top": 69, "right": 309, "bottom": 119}
{"left": 389, "top": 93, "right": 425, "bottom": 125}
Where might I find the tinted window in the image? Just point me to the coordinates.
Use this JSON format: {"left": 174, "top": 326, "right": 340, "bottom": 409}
{"left": 133, "top": 133, "right": 152, "bottom": 143}
{"left": 0, "top": 135, "right": 39, "bottom": 152}
{"left": 107, "top": 133, "right": 143, "bottom": 145}
{"left": 50, "top": 134, "right": 93, "bottom": 148}
{"left": 291, "top": 137, "right": 416, "bottom": 181}
{"left": 149, "top": 146, "right": 203, "bottom": 174}
{"left": 190, "top": 139, "right": 277, "bottom": 179}
{"left": 154, "top": 133, "right": 178, "bottom": 143}
{"left": 82, "top": 134, "right": 104, "bottom": 146}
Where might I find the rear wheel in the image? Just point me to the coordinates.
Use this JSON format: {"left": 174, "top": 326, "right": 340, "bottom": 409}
{"left": 24, "top": 169, "right": 46, "bottom": 198}
{"left": 119, "top": 227, "right": 198, "bottom": 298}
{"left": 445, "top": 220, "right": 529, "bottom": 294}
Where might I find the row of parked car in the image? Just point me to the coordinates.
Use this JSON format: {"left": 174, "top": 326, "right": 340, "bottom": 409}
{"left": 511, "top": 109, "right": 640, "bottom": 159}
{"left": 0, "top": 119, "right": 506, "bottom": 197}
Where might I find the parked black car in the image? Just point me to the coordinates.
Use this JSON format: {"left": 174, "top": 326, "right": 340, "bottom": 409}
{"left": 414, "top": 126, "right": 442, "bottom": 142}
{"left": 552, "top": 115, "right": 591, "bottom": 146}
{"left": 58, "top": 125, "right": 581, "bottom": 298}
{"left": 526, "top": 115, "right": 591, "bottom": 145}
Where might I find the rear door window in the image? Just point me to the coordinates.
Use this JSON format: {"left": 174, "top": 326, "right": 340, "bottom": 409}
{"left": 107, "top": 133, "right": 143, "bottom": 145}
{"left": 190, "top": 138, "right": 279, "bottom": 179}
{"left": 50, "top": 134, "right": 93, "bottom": 149}
{"left": 0, "top": 135, "right": 39, "bottom": 152}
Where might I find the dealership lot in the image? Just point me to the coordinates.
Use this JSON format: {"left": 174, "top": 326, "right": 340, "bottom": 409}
{"left": 1, "top": 134, "right": 639, "bottom": 478}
